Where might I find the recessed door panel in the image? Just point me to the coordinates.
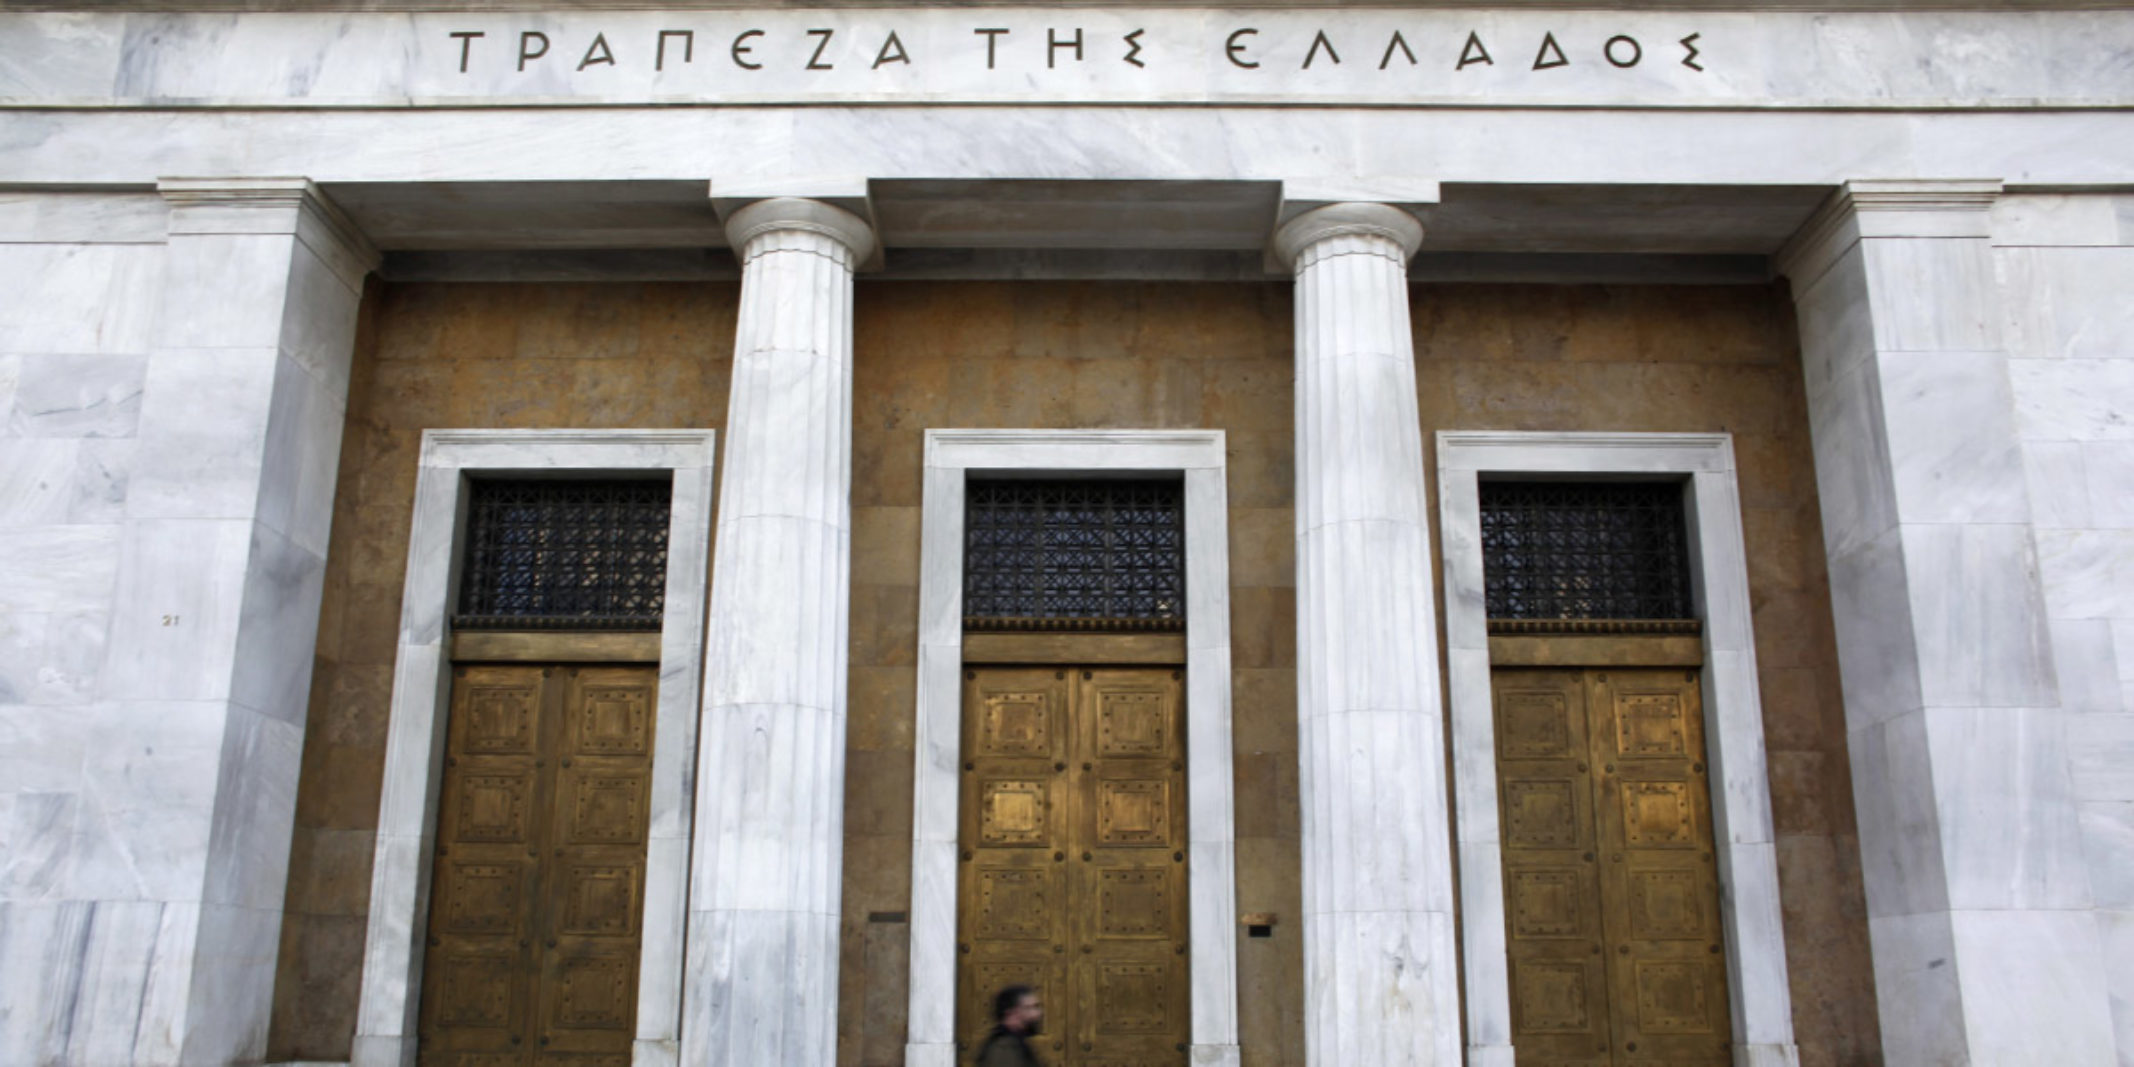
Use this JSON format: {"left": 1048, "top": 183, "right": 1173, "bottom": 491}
{"left": 959, "top": 666, "right": 1188, "bottom": 1066}
{"left": 1496, "top": 667, "right": 1730, "bottom": 1066}
{"left": 420, "top": 663, "right": 655, "bottom": 1067}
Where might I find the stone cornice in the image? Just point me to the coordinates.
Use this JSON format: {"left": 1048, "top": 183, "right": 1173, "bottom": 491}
{"left": 1775, "top": 177, "right": 2002, "bottom": 290}
{"left": 157, "top": 176, "right": 381, "bottom": 289}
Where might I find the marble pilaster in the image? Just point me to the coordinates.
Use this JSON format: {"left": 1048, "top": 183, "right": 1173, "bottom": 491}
{"left": 69, "top": 178, "right": 370, "bottom": 1065}
{"left": 1779, "top": 180, "right": 2116, "bottom": 1064}
{"left": 1275, "top": 203, "right": 1461, "bottom": 1067}
{"left": 684, "top": 197, "right": 874, "bottom": 1067}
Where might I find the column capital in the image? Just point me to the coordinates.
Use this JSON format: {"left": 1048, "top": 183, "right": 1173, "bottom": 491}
{"left": 1776, "top": 178, "right": 2002, "bottom": 288}
{"left": 157, "top": 176, "right": 379, "bottom": 289}
{"left": 1271, "top": 201, "right": 1425, "bottom": 272}
{"left": 723, "top": 196, "right": 878, "bottom": 267}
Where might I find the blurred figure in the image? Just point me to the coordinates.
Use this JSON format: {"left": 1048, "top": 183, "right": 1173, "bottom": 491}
{"left": 976, "top": 984, "right": 1044, "bottom": 1066}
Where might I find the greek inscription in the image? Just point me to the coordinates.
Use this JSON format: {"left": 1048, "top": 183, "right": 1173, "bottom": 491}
{"left": 1457, "top": 31, "right": 1493, "bottom": 69}
{"left": 518, "top": 31, "right": 548, "bottom": 72}
{"left": 975, "top": 27, "right": 1009, "bottom": 70}
{"left": 874, "top": 30, "right": 911, "bottom": 68}
{"left": 451, "top": 30, "right": 484, "bottom": 73}
{"left": 732, "top": 29, "right": 764, "bottom": 70}
{"left": 1049, "top": 27, "right": 1084, "bottom": 68}
{"left": 806, "top": 28, "right": 836, "bottom": 70}
{"left": 1680, "top": 32, "right": 1704, "bottom": 71}
{"left": 656, "top": 29, "right": 693, "bottom": 71}
{"left": 578, "top": 32, "right": 615, "bottom": 71}
{"left": 1533, "top": 32, "right": 1568, "bottom": 70}
{"left": 1302, "top": 30, "right": 1340, "bottom": 69}
{"left": 1380, "top": 31, "right": 1417, "bottom": 70}
{"left": 438, "top": 24, "right": 1712, "bottom": 81}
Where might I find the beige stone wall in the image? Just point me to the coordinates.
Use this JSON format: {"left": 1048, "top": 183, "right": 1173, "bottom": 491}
{"left": 268, "top": 282, "right": 740, "bottom": 1060}
{"left": 272, "top": 278, "right": 1873, "bottom": 1067}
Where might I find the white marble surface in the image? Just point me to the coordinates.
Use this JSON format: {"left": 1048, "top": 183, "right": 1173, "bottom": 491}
{"left": 3, "top": 11, "right": 2133, "bottom": 110}
{"left": 1785, "top": 182, "right": 2119, "bottom": 1063}
{"left": 1284, "top": 205, "right": 1458, "bottom": 1066}
{"left": 687, "top": 201, "right": 865, "bottom": 1067}
{"left": 350, "top": 430, "right": 716, "bottom": 1067}
{"left": 906, "top": 430, "right": 1240, "bottom": 1063}
{"left": 1436, "top": 431, "right": 1798, "bottom": 1067}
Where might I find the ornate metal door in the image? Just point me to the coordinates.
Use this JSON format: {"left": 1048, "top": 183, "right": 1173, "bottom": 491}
{"left": 419, "top": 664, "right": 656, "bottom": 1067}
{"left": 1494, "top": 668, "right": 1732, "bottom": 1065}
{"left": 958, "top": 666, "right": 1190, "bottom": 1066}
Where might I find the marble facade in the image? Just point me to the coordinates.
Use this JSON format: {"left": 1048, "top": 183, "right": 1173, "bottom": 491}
{"left": 2, "top": 5, "right": 2132, "bottom": 1066}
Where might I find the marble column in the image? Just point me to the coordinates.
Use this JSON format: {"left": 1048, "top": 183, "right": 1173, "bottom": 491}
{"left": 685, "top": 197, "right": 874, "bottom": 1066}
{"left": 70, "top": 178, "right": 370, "bottom": 1064}
{"left": 1778, "top": 181, "right": 2115, "bottom": 1064}
{"left": 1274, "top": 203, "right": 1461, "bottom": 1066}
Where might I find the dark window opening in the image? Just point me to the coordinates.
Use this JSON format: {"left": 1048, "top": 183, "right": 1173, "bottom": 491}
{"left": 963, "top": 478, "right": 1185, "bottom": 632}
{"left": 1480, "top": 481, "right": 1694, "bottom": 626}
{"left": 455, "top": 477, "right": 671, "bottom": 631}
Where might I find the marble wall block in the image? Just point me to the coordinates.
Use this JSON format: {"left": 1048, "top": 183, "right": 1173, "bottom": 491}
{"left": 7, "top": 352, "right": 144, "bottom": 438}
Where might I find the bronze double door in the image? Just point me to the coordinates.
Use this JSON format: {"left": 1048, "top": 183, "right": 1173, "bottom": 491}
{"left": 957, "top": 666, "right": 1191, "bottom": 1066}
{"left": 1494, "top": 667, "right": 1733, "bottom": 1065}
{"left": 418, "top": 663, "right": 657, "bottom": 1067}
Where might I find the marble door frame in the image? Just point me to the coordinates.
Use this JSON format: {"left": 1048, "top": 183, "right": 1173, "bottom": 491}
{"left": 905, "top": 429, "right": 1241, "bottom": 1067}
{"left": 351, "top": 428, "right": 717, "bottom": 1067}
{"left": 1435, "top": 430, "right": 1800, "bottom": 1067}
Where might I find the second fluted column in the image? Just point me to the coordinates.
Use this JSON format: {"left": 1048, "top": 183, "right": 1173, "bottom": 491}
{"left": 1275, "top": 203, "right": 1461, "bottom": 1066}
{"left": 686, "top": 197, "right": 874, "bottom": 1066}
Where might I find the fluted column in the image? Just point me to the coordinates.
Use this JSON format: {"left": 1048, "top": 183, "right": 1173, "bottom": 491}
{"left": 686, "top": 197, "right": 874, "bottom": 1067}
{"left": 1276, "top": 203, "right": 1460, "bottom": 1067}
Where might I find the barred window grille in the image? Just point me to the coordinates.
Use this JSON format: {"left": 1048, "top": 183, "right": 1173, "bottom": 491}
{"left": 964, "top": 479, "right": 1186, "bottom": 632}
{"left": 455, "top": 478, "right": 671, "bottom": 631}
{"left": 1480, "top": 481, "right": 1694, "bottom": 624}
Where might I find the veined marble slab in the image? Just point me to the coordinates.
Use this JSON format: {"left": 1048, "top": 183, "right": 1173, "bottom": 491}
{"left": 0, "top": 10, "right": 2131, "bottom": 110}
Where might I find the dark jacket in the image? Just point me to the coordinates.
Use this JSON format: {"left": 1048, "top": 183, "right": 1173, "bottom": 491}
{"left": 975, "top": 1026, "right": 1042, "bottom": 1067}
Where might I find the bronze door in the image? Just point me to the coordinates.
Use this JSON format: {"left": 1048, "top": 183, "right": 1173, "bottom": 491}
{"left": 1494, "top": 668, "right": 1732, "bottom": 1066}
{"left": 958, "top": 667, "right": 1190, "bottom": 1066}
{"left": 419, "top": 664, "right": 657, "bottom": 1067}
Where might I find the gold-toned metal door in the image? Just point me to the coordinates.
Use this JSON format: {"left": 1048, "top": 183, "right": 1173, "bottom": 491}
{"left": 958, "top": 666, "right": 1190, "bottom": 1066}
{"left": 419, "top": 663, "right": 656, "bottom": 1067}
{"left": 1494, "top": 668, "right": 1732, "bottom": 1066}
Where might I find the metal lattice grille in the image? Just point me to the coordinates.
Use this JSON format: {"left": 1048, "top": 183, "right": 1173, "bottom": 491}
{"left": 1480, "top": 481, "right": 1694, "bottom": 622}
{"left": 964, "top": 479, "right": 1185, "bottom": 631}
{"left": 455, "top": 478, "right": 671, "bottom": 631}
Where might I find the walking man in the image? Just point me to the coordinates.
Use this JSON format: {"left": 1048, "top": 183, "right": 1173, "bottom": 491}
{"left": 976, "top": 984, "right": 1045, "bottom": 1066}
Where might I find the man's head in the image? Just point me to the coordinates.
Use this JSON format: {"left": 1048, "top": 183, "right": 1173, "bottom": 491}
{"left": 993, "top": 984, "right": 1043, "bottom": 1035}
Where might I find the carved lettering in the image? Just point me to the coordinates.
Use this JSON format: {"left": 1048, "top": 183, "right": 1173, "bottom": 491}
{"left": 1380, "top": 31, "right": 1417, "bottom": 70}
{"left": 656, "top": 30, "right": 693, "bottom": 71}
{"left": 577, "top": 33, "right": 615, "bottom": 71}
{"left": 1302, "top": 30, "right": 1340, "bottom": 69}
{"left": 1123, "top": 28, "right": 1146, "bottom": 68}
{"left": 450, "top": 31, "right": 484, "bottom": 74}
{"left": 1225, "top": 28, "right": 1259, "bottom": 69}
{"left": 975, "top": 28, "right": 1009, "bottom": 70}
{"left": 731, "top": 29, "right": 763, "bottom": 70}
{"left": 1049, "top": 27, "right": 1084, "bottom": 68}
{"left": 806, "top": 28, "right": 836, "bottom": 70}
{"left": 1533, "top": 32, "right": 1569, "bottom": 70}
{"left": 1605, "top": 35, "right": 1643, "bottom": 67}
{"left": 873, "top": 30, "right": 911, "bottom": 68}
{"left": 517, "top": 31, "right": 549, "bottom": 72}
{"left": 1457, "top": 31, "right": 1493, "bottom": 70}
{"left": 1680, "top": 32, "right": 1704, "bottom": 72}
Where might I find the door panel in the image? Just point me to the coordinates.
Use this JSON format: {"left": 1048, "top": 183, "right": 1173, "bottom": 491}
{"left": 421, "top": 664, "right": 655, "bottom": 1067}
{"left": 1495, "top": 668, "right": 1730, "bottom": 1066}
{"left": 960, "top": 666, "right": 1188, "bottom": 1066}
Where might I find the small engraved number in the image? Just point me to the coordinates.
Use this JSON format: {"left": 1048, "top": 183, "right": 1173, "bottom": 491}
{"left": 161, "top": 614, "right": 180, "bottom": 626}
